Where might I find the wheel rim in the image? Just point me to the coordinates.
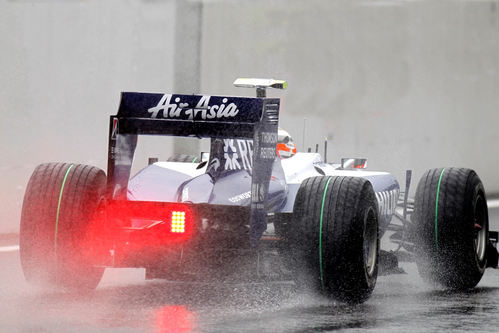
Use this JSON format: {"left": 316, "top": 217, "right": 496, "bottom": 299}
{"left": 474, "top": 195, "right": 487, "bottom": 262}
{"left": 363, "top": 207, "right": 378, "bottom": 278}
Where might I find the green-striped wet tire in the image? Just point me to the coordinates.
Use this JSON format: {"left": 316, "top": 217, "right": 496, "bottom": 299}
{"left": 289, "top": 176, "right": 379, "bottom": 304}
{"left": 20, "top": 163, "right": 106, "bottom": 290}
{"left": 413, "top": 168, "right": 488, "bottom": 289}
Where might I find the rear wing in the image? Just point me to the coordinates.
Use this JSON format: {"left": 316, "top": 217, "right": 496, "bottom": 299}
{"left": 107, "top": 86, "right": 283, "bottom": 246}
{"left": 114, "top": 93, "right": 278, "bottom": 137}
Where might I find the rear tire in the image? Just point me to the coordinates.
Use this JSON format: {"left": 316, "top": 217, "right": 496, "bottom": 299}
{"left": 289, "top": 176, "right": 379, "bottom": 303}
{"left": 20, "top": 163, "right": 106, "bottom": 291}
{"left": 413, "top": 168, "right": 488, "bottom": 289}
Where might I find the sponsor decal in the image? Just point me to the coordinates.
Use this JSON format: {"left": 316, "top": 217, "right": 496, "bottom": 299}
{"left": 223, "top": 139, "right": 240, "bottom": 170}
{"left": 228, "top": 191, "right": 251, "bottom": 203}
{"left": 237, "top": 139, "right": 253, "bottom": 170}
{"left": 259, "top": 147, "right": 276, "bottom": 160}
{"left": 208, "top": 129, "right": 277, "bottom": 193}
{"left": 260, "top": 132, "right": 277, "bottom": 144}
{"left": 148, "top": 94, "right": 240, "bottom": 120}
{"left": 258, "top": 131, "right": 277, "bottom": 160}
{"left": 222, "top": 139, "right": 253, "bottom": 171}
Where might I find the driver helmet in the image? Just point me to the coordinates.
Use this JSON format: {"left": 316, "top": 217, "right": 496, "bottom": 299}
{"left": 277, "top": 128, "right": 297, "bottom": 159}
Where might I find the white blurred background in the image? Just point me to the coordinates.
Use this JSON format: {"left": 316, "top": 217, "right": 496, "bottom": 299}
{"left": 1, "top": 0, "right": 498, "bottom": 233}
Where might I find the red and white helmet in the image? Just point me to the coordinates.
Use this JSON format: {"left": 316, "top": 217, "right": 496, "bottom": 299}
{"left": 277, "top": 128, "right": 297, "bottom": 159}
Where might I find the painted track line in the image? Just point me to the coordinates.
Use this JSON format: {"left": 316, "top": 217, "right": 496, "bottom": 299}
{"left": 0, "top": 245, "right": 19, "bottom": 253}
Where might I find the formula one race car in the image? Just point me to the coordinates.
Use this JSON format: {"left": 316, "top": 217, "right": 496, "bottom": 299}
{"left": 19, "top": 79, "right": 499, "bottom": 303}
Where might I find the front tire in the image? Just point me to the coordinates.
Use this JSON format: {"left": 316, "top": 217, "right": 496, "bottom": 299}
{"left": 413, "top": 168, "right": 488, "bottom": 289}
{"left": 20, "top": 163, "right": 106, "bottom": 290}
{"left": 289, "top": 176, "right": 379, "bottom": 303}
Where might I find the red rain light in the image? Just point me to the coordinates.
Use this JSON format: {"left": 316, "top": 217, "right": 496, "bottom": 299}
{"left": 171, "top": 211, "right": 186, "bottom": 233}
{"left": 82, "top": 201, "right": 194, "bottom": 267}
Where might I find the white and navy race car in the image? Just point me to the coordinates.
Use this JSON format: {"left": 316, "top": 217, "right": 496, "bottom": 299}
{"left": 19, "top": 79, "right": 498, "bottom": 303}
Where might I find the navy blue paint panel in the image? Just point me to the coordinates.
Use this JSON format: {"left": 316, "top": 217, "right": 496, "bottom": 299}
{"left": 118, "top": 118, "right": 256, "bottom": 138}
{"left": 249, "top": 99, "right": 280, "bottom": 246}
{"left": 107, "top": 116, "right": 137, "bottom": 200}
{"left": 118, "top": 92, "right": 264, "bottom": 123}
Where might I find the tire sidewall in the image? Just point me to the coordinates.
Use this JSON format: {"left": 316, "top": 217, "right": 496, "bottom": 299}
{"left": 348, "top": 181, "right": 379, "bottom": 295}
{"left": 467, "top": 179, "right": 488, "bottom": 275}
{"left": 360, "top": 196, "right": 379, "bottom": 290}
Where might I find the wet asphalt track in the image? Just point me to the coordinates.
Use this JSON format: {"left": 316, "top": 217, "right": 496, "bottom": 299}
{"left": 1, "top": 207, "right": 499, "bottom": 332}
